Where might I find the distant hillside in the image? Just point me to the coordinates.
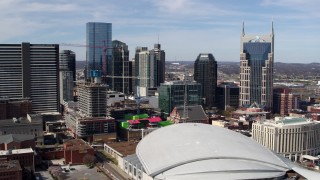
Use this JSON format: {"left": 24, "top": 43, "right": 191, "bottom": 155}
{"left": 77, "top": 60, "right": 320, "bottom": 77}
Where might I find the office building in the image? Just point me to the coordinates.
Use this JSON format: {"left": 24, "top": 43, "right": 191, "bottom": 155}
{"left": 153, "top": 44, "right": 165, "bottom": 86}
{"left": 111, "top": 40, "right": 130, "bottom": 94}
{"left": 78, "top": 82, "right": 108, "bottom": 117}
{"left": 129, "top": 59, "right": 135, "bottom": 94}
{"left": 86, "top": 22, "right": 112, "bottom": 80}
{"left": 134, "top": 44, "right": 165, "bottom": 96}
{"left": 216, "top": 83, "right": 239, "bottom": 110}
{"left": 194, "top": 53, "right": 217, "bottom": 108}
{"left": 273, "top": 88, "right": 300, "bottom": 115}
{"left": 239, "top": 22, "right": 274, "bottom": 109}
{"left": 0, "top": 43, "right": 59, "bottom": 113}
{"left": 252, "top": 117, "right": 320, "bottom": 162}
{"left": 158, "top": 81, "right": 202, "bottom": 114}
{"left": 59, "top": 50, "right": 76, "bottom": 103}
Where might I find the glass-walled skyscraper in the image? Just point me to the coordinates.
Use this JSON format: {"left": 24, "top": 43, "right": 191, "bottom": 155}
{"left": 239, "top": 22, "right": 274, "bottom": 109}
{"left": 86, "top": 22, "right": 112, "bottom": 81}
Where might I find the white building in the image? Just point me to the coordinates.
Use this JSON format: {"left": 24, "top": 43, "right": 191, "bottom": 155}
{"left": 107, "top": 91, "right": 125, "bottom": 107}
{"left": 252, "top": 117, "right": 320, "bottom": 161}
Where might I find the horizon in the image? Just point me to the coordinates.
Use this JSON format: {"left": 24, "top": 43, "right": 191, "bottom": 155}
{"left": 0, "top": 0, "right": 319, "bottom": 63}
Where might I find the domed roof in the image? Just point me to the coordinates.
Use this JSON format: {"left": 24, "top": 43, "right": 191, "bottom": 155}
{"left": 136, "top": 123, "right": 291, "bottom": 179}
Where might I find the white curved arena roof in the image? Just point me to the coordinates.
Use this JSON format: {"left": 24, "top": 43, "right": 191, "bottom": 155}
{"left": 136, "top": 123, "right": 319, "bottom": 180}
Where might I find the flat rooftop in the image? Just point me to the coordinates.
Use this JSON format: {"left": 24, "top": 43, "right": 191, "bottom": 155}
{"left": 105, "top": 141, "right": 138, "bottom": 157}
{"left": 0, "top": 160, "right": 22, "bottom": 172}
{"left": 0, "top": 118, "right": 42, "bottom": 127}
{"left": 259, "top": 117, "right": 319, "bottom": 127}
{"left": 0, "top": 148, "right": 34, "bottom": 156}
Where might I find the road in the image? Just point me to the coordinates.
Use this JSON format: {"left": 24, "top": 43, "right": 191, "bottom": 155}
{"left": 95, "top": 151, "right": 129, "bottom": 180}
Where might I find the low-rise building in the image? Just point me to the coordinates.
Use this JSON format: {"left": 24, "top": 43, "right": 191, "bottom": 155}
{"left": 0, "top": 114, "right": 43, "bottom": 145}
{"left": 0, "top": 134, "right": 35, "bottom": 150}
{"left": 107, "top": 91, "right": 125, "bottom": 107}
{"left": 64, "top": 139, "right": 94, "bottom": 164}
{"left": 0, "top": 160, "right": 22, "bottom": 180}
{"left": 0, "top": 148, "right": 35, "bottom": 171}
{"left": 168, "top": 105, "right": 208, "bottom": 124}
{"left": 252, "top": 117, "right": 320, "bottom": 161}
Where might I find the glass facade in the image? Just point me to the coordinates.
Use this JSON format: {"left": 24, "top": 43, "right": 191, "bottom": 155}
{"left": 86, "top": 22, "right": 112, "bottom": 79}
{"left": 112, "top": 40, "right": 129, "bottom": 93}
{"left": 159, "top": 82, "right": 202, "bottom": 114}
{"left": 243, "top": 42, "right": 271, "bottom": 105}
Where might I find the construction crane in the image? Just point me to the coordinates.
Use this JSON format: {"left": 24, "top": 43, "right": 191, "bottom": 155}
{"left": 60, "top": 43, "right": 111, "bottom": 82}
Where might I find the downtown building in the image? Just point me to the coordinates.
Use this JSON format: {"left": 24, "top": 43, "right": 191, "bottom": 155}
{"left": 273, "top": 87, "right": 300, "bottom": 116}
{"left": 252, "top": 117, "right": 320, "bottom": 162}
{"left": 134, "top": 44, "right": 165, "bottom": 96}
{"left": 239, "top": 23, "right": 274, "bottom": 110}
{"left": 65, "top": 77, "right": 115, "bottom": 140}
{"left": 194, "top": 53, "right": 217, "bottom": 109}
{"left": 158, "top": 81, "right": 203, "bottom": 114}
{"left": 59, "top": 50, "right": 76, "bottom": 104}
{"left": 0, "top": 43, "right": 59, "bottom": 113}
{"left": 86, "top": 22, "right": 112, "bottom": 81}
{"left": 111, "top": 40, "right": 130, "bottom": 94}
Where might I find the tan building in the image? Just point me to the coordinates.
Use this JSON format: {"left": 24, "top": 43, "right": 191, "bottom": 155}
{"left": 252, "top": 117, "right": 320, "bottom": 161}
{"left": 239, "top": 22, "right": 274, "bottom": 109}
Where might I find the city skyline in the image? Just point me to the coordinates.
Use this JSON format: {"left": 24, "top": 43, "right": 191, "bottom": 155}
{"left": 0, "top": 0, "right": 319, "bottom": 63}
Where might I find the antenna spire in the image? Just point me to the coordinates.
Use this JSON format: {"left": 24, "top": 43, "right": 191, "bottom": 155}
{"left": 242, "top": 21, "right": 245, "bottom": 36}
{"left": 271, "top": 20, "right": 274, "bottom": 35}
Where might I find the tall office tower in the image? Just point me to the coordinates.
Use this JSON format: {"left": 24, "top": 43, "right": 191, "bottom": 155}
{"left": 159, "top": 81, "right": 203, "bottom": 114}
{"left": 129, "top": 59, "right": 135, "bottom": 94}
{"left": 111, "top": 40, "right": 130, "bottom": 94}
{"left": 194, "top": 53, "right": 217, "bottom": 108}
{"left": 86, "top": 22, "right": 112, "bottom": 81}
{"left": 78, "top": 82, "right": 108, "bottom": 117}
{"left": 59, "top": 50, "right": 76, "bottom": 103}
{"left": 240, "top": 22, "right": 274, "bottom": 109}
{"left": 153, "top": 44, "right": 165, "bottom": 86}
{"left": 134, "top": 44, "right": 165, "bottom": 96}
{"left": 0, "top": 43, "right": 59, "bottom": 113}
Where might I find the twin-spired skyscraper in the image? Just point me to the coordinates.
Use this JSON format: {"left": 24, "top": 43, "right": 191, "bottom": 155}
{"left": 239, "top": 22, "right": 274, "bottom": 109}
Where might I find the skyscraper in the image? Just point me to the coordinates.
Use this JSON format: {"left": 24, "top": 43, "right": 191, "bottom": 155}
{"left": 59, "top": 50, "right": 76, "bottom": 103}
{"left": 239, "top": 22, "right": 274, "bottom": 109}
{"left": 134, "top": 44, "right": 165, "bottom": 96}
{"left": 0, "top": 43, "right": 59, "bottom": 113}
{"left": 194, "top": 53, "right": 217, "bottom": 108}
{"left": 111, "top": 40, "right": 130, "bottom": 94}
{"left": 86, "top": 22, "right": 112, "bottom": 81}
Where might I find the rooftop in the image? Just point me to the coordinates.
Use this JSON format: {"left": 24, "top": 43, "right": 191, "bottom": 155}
{"left": 173, "top": 105, "right": 208, "bottom": 121}
{"left": 0, "top": 148, "right": 34, "bottom": 156}
{"left": 105, "top": 141, "right": 138, "bottom": 157}
{"left": 0, "top": 117, "right": 42, "bottom": 127}
{"left": 64, "top": 139, "right": 93, "bottom": 151}
{"left": 0, "top": 160, "right": 22, "bottom": 172}
{"left": 0, "top": 134, "right": 34, "bottom": 144}
{"left": 260, "top": 117, "right": 318, "bottom": 127}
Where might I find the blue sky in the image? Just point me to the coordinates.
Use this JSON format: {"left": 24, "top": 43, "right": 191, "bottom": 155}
{"left": 0, "top": 0, "right": 319, "bottom": 63}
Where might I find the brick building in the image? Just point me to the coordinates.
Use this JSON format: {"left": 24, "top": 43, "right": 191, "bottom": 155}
{"left": 0, "top": 160, "right": 22, "bottom": 180}
{"left": 0, "top": 148, "right": 34, "bottom": 172}
{"left": 273, "top": 88, "right": 300, "bottom": 115}
{"left": 64, "top": 139, "right": 94, "bottom": 164}
{"left": 0, "top": 97, "right": 32, "bottom": 120}
{"left": 0, "top": 134, "right": 35, "bottom": 150}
